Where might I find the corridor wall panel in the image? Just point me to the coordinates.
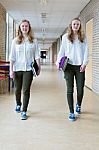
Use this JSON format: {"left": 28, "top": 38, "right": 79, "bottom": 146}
{"left": 0, "top": 3, "right": 6, "bottom": 60}
{"left": 79, "top": 0, "right": 99, "bottom": 95}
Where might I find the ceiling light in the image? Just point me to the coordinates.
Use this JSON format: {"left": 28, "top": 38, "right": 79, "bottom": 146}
{"left": 41, "top": 12, "right": 47, "bottom": 19}
{"left": 40, "top": 0, "right": 48, "bottom": 5}
{"left": 41, "top": 12, "right": 47, "bottom": 23}
{"left": 42, "top": 28, "right": 45, "bottom": 32}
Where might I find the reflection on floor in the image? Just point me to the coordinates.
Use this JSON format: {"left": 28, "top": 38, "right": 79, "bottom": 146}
{"left": 0, "top": 64, "right": 99, "bottom": 150}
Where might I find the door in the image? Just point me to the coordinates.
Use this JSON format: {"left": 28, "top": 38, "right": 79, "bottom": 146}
{"left": 85, "top": 19, "right": 93, "bottom": 89}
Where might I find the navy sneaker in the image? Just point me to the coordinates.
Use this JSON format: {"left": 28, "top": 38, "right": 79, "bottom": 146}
{"left": 76, "top": 104, "right": 81, "bottom": 114}
{"left": 15, "top": 105, "right": 21, "bottom": 113}
{"left": 21, "top": 112, "right": 27, "bottom": 120}
{"left": 68, "top": 113, "right": 76, "bottom": 121}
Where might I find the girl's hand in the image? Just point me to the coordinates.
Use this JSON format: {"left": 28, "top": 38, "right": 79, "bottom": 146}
{"left": 80, "top": 65, "right": 86, "bottom": 72}
{"left": 10, "top": 70, "right": 14, "bottom": 79}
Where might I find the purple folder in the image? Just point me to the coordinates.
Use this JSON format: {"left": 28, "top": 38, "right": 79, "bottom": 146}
{"left": 59, "top": 56, "right": 69, "bottom": 71}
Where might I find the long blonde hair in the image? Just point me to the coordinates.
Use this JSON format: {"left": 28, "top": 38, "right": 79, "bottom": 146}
{"left": 67, "top": 18, "right": 85, "bottom": 43}
{"left": 17, "top": 19, "right": 34, "bottom": 44}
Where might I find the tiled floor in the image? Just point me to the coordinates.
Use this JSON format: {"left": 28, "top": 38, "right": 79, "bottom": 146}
{"left": 0, "top": 64, "right": 99, "bottom": 150}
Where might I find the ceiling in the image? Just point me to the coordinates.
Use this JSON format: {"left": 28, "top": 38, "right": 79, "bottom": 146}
{"left": 0, "top": 0, "right": 90, "bottom": 50}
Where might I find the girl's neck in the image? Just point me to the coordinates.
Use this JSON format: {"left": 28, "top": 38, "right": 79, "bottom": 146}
{"left": 73, "top": 30, "right": 78, "bottom": 35}
{"left": 73, "top": 32, "right": 78, "bottom": 40}
{"left": 23, "top": 34, "right": 28, "bottom": 38}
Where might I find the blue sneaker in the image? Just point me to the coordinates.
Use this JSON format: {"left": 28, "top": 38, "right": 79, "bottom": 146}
{"left": 68, "top": 113, "right": 76, "bottom": 121}
{"left": 15, "top": 105, "right": 21, "bottom": 113}
{"left": 21, "top": 112, "right": 27, "bottom": 120}
{"left": 76, "top": 104, "right": 81, "bottom": 114}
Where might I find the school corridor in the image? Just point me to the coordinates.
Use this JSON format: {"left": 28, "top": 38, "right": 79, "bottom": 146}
{"left": 0, "top": 63, "right": 99, "bottom": 150}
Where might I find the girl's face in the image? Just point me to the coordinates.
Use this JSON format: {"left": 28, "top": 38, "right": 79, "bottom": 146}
{"left": 71, "top": 20, "right": 81, "bottom": 32}
{"left": 20, "top": 21, "right": 29, "bottom": 35}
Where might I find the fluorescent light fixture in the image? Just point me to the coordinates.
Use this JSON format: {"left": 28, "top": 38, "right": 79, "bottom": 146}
{"left": 42, "top": 28, "right": 45, "bottom": 32}
{"left": 41, "top": 12, "right": 47, "bottom": 23}
{"left": 41, "top": 13, "right": 47, "bottom": 18}
{"left": 40, "top": 0, "right": 47, "bottom": 5}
